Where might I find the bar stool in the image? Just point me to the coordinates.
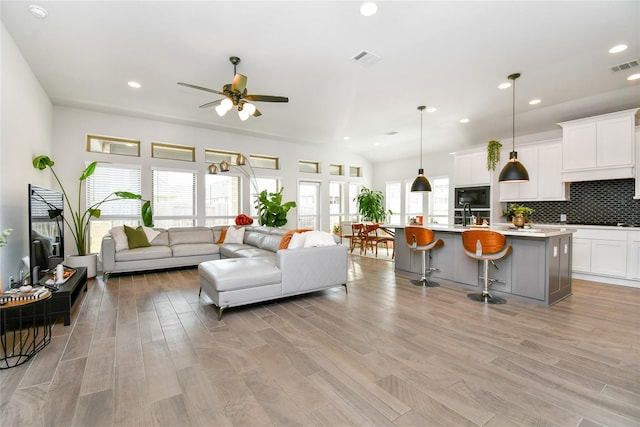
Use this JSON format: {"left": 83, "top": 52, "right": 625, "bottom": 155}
{"left": 404, "top": 226, "right": 444, "bottom": 287}
{"left": 461, "top": 230, "right": 512, "bottom": 304}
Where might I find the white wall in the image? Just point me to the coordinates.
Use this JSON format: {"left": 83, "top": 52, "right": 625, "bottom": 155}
{"left": 52, "top": 106, "right": 373, "bottom": 255}
{"left": 0, "top": 23, "right": 54, "bottom": 289}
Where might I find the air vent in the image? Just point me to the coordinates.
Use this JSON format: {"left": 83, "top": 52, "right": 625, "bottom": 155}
{"left": 610, "top": 59, "right": 639, "bottom": 72}
{"left": 352, "top": 50, "right": 381, "bottom": 67}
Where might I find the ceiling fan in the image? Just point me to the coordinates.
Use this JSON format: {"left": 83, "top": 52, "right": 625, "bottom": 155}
{"left": 178, "top": 56, "right": 289, "bottom": 120}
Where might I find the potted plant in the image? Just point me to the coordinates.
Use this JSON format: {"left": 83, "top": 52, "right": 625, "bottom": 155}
{"left": 487, "top": 140, "right": 502, "bottom": 171}
{"left": 354, "top": 187, "right": 391, "bottom": 223}
{"left": 504, "top": 203, "right": 533, "bottom": 227}
{"left": 255, "top": 187, "right": 296, "bottom": 227}
{"left": 33, "top": 155, "right": 152, "bottom": 277}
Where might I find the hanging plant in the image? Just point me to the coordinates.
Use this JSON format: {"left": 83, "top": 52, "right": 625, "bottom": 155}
{"left": 486, "top": 140, "right": 502, "bottom": 171}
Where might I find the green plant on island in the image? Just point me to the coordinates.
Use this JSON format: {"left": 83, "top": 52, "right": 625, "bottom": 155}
{"left": 33, "top": 155, "right": 153, "bottom": 256}
{"left": 486, "top": 140, "right": 503, "bottom": 171}
{"left": 255, "top": 187, "right": 296, "bottom": 227}
{"left": 503, "top": 203, "right": 533, "bottom": 219}
{"left": 0, "top": 228, "right": 12, "bottom": 248}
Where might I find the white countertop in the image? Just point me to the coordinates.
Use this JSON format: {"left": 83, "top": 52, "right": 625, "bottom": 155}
{"left": 389, "top": 224, "right": 575, "bottom": 238}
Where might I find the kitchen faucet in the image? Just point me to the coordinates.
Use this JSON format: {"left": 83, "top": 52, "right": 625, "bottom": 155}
{"left": 462, "top": 203, "right": 473, "bottom": 227}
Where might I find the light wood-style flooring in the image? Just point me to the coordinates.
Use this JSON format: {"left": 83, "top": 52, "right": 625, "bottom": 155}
{"left": 1, "top": 255, "right": 639, "bottom": 426}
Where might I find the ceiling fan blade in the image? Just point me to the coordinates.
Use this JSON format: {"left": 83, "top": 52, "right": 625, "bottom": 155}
{"left": 199, "top": 99, "right": 223, "bottom": 109}
{"left": 232, "top": 74, "right": 247, "bottom": 93}
{"left": 244, "top": 94, "right": 289, "bottom": 103}
{"left": 177, "top": 82, "right": 224, "bottom": 96}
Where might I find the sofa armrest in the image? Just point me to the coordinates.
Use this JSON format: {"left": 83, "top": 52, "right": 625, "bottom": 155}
{"left": 277, "top": 245, "right": 348, "bottom": 295}
{"left": 101, "top": 234, "right": 116, "bottom": 273}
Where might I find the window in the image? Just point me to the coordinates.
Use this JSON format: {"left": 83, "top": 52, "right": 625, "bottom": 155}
{"left": 349, "top": 183, "right": 363, "bottom": 221}
{"left": 250, "top": 154, "right": 279, "bottom": 170}
{"left": 349, "top": 166, "right": 362, "bottom": 177}
{"left": 329, "top": 181, "right": 344, "bottom": 232}
{"left": 330, "top": 164, "right": 343, "bottom": 176}
{"left": 152, "top": 169, "right": 196, "bottom": 228}
{"left": 86, "top": 134, "right": 140, "bottom": 157}
{"left": 205, "top": 174, "right": 241, "bottom": 226}
{"left": 298, "top": 181, "right": 320, "bottom": 230}
{"left": 405, "top": 181, "right": 424, "bottom": 223}
{"left": 205, "top": 149, "right": 239, "bottom": 165}
{"left": 86, "top": 164, "right": 142, "bottom": 253}
{"left": 425, "top": 177, "right": 449, "bottom": 225}
{"left": 386, "top": 182, "right": 402, "bottom": 224}
{"left": 299, "top": 160, "right": 320, "bottom": 173}
{"left": 152, "top": 142, "right": 195, "bottom": 162}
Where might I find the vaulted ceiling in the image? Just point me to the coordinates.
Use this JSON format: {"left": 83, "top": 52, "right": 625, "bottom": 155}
{"left": 2, "top": 1, "right": 639, "bottom": 162}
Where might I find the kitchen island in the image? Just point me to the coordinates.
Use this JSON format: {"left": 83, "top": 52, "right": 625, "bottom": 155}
{"left": 393, "top": 225, "right": 575, "bottom": 306}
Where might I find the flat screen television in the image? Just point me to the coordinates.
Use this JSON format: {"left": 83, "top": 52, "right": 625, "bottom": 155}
{"left": 28, "top": 184, "right": 64, "bottom": 284}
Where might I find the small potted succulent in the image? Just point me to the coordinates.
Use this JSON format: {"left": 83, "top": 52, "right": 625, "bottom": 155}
{"left": 504, "top": 203, "right": 533, "bottom": 227}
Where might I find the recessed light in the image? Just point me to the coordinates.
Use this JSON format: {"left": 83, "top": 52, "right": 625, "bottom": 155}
{"left": 460, "top": 118, "right": 470, "bottom": 124}
{"left": 628, "top": 73, "right": 640, "bottom": 81}
{"left": 29, "top": 5, "right": 48, "bottom": 18}
{"left": 609, "top": 44, "right": 628, "bottom": 54}
{"left": 529, "top": 99, "right": 541, "bottom": 105}
{"left": 128, "top": 81, "right": 141, "bottom": 89}
{"left": 498, "top": 82, "right": 511, "bottom": 90}
{"left": 426, "top": 107, "right": 437, "bottom": 113}
{"left": 360, "top": 2, "right": 378, "bottom": 17}
{"left": 343, "top": 136, "right": 351, "bottom": 140}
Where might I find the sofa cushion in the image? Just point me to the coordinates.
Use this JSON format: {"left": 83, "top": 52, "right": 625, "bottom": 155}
{"left": 124, "top": 225, "right": 151, "bottom": 249}
{"left": 216, "top": 227, "right": 227, "bottom": 243}
{"left": 279, "top": 229, "right": 312, "bottom": 249}
{"left": 143, "top": 226, "right": 160, "bottom": 242}
{"left": 258, "top": 234, "right": 282, "bottom": 252}
{"left": 172, "top": 243, "right": 220, "bottom": 258}
{"left": 168, "top": 227, "right": 214, "bottom": 245}
{"left": 244, "top": 231, "right": 265, "bottom": 248}
{"left": 109, "top": 226, "right": 129, "bottom": 252}
{"left": 150, "top": 229, "right": 169, "bottom": 246}
{"left": 289, "top": 232, "right": 307, "bottom": 249}
{"left": 115, "top": 245, "right": 172, "bottom": 262}
{"left": 224, "top": 226, "right": 245, "bottom": 244}
{"left": 199, "top": 258, "right": 281, "bottom": 292}
{"left": 303, "top": 231, "right": 337, "bottom": 248}
{"left": 232, "top": 248, "right": 275, "bottom": 258}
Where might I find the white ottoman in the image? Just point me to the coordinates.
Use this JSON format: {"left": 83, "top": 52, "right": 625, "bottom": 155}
{"left": 198, "top": 258, "right": 282, "bottom": 319}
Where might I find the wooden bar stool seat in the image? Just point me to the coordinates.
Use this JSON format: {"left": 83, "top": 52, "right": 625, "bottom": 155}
{"left": 404, "top": 226, "right": 444, "bottom": 287}
{"left": 461, "top": 230, "right": 512, "bottom": 304}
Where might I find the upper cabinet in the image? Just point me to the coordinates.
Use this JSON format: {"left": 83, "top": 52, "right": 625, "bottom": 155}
{"left": 499, "top": 140, "right": 568, "bottom": 201}
{"left": 453, "top": 151, "right": 491, "bottom": 187}
{"left": 559, "top": 108, "right": 638, "bottom": 182}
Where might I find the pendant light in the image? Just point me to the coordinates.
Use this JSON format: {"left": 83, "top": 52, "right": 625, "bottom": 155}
{"left": 498, "top": 73, "right": 529, "bottom": 182}
{"left": 410, "top": 105, "right": 432, "bottom": 192}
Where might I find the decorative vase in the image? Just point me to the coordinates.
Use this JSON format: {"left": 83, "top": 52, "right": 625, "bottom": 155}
{"left": 65, "top": 254, "right": 98, "bottom": 278}
{"left": 513, "top": 214, "right": 526, "bottom": 228}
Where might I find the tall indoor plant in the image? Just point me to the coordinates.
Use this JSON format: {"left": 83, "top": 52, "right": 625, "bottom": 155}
{"left": 255, "top": 188, "right": 296, "bottom": 227}
{"left": 355, "top": 187, "right": 391, "bottom": 223}
{"left": 33, "top": 155, "right": 152, "bottom": 275}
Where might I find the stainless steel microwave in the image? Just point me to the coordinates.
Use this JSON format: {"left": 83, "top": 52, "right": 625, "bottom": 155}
{"left": 454, "top": 186, "right": 490, "bottom": 209}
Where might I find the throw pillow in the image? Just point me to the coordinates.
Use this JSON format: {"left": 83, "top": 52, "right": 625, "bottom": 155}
{"left": 124, "top": 225, "right": 151, "bottom": 249}
{"left": 288, "top": 232, "right": 307, "bottom": 249}
{"left": 223, "top": 226, "right": 245, "bottom": 244}
{"left": 142, "top": 226, "right": 160, "bottom": 243}
{"left": 279, "top": 228, "right": 312, "bottom": 250}
{"left": 216, "top": 227, "right": 228, "bottom": 244}
{"left": 109, "top": 226, "right": 128, "bottom": 252}
{"left": 303, "top": 230, "right": 337, "bottom": 248}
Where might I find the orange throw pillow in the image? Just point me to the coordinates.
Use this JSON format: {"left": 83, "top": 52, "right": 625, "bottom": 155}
{"left": 216, "top": 227, "right": 228, "bottom": 244}
{"left": 278, "top": 229, "right": 312, "bottom": 250}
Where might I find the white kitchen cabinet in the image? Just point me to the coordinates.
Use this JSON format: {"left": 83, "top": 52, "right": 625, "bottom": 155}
{"left": 453, "top": 151, "right": 490, "bottom": 187}
{"left": 559, "top": 108, "right": 637, "bottom": 182}
{"left": 499, "top": 140, "right": 567, "bottom": 201}
{"left": 590, "top": 239, "right": 627, "bottom": 277}
{"left": 628, "top": 231, "right": 640, "bottom": 280}
{"left": 571, "top": 238, "right": 591, "bottom": 273}
{"left": 635, "top": 129, "right": 640, "bottom": 199}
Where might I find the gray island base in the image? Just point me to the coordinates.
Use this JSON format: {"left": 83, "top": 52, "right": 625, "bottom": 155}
{"left": 393, "top": 225, "right": 575, "bottom": 306}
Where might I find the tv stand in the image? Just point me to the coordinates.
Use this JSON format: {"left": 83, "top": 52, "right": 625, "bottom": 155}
{"left": 38, "top": 267, "right": 87, "bottom": 326}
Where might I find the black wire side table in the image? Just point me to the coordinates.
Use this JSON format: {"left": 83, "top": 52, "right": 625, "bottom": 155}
{"left": 0, "top": 290, "right": 52, "bottom": 369}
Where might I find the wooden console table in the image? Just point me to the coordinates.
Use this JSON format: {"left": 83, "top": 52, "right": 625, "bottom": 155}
{"left": 39, "top": 267, "right": 88, "bottom": 326}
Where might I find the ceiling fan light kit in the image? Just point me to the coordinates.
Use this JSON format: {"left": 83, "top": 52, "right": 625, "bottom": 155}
{"left": 498, "top": 72, "right": 530, "bottom": 183}
{"left": 411, "top": 105, "right": 432, "bottom": 192}
{"left": 178, "top": 56, "right": 288, "bottom": 121}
